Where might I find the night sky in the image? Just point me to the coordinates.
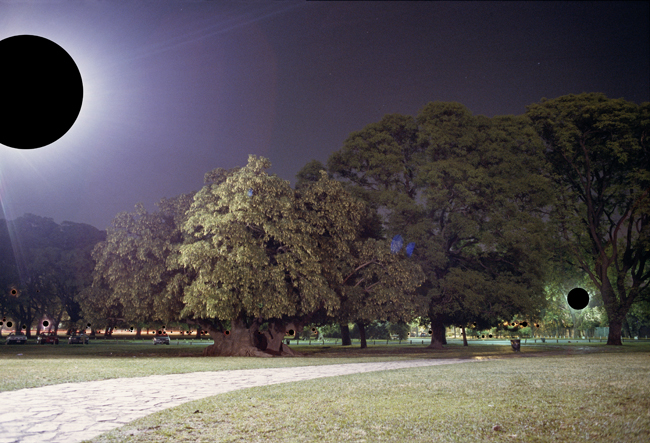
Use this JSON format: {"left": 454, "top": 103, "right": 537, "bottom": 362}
{"left": 1, "top": 1, "right": 648, "bottom": 230}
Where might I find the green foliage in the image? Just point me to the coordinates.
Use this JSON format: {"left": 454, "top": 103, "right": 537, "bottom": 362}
{"left": 0, "top": 214, "right": 105, "bottom": 333}
{"left": 87, "top": 194, "right": 193, "bottom": 325}
{"left": 337, "top": 238, "right": 426, "bottom": 326}
{"left": 352, "top": 320, "right": 411, "bottom": 340}
{"left": 319, "top": 323, "right": 342, "bottom": 339}
{"left": 527, "top": 93, "right": 650, "bottom": 343}
{"left": 179, "top": 155, "right": 360, "bottom": 325}
{"left": 294, "top": 160, "right": 329, "bottom": 190}
{"left": 328, "top": 103, "right": 554, "bottom": 334}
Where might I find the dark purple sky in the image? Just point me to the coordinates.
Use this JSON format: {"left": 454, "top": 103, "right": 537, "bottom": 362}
{"left": 1, "top": 1, "right": 648, "bottom": 230}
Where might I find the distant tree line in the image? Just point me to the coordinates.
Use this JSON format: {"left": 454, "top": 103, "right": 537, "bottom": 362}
{"left": 1, "top": 93, "right": 647, "bottom": 351}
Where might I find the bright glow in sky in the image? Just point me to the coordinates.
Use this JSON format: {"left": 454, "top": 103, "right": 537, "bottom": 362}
{"left": 0, "top": 1, "right": 648, "bottom": 229}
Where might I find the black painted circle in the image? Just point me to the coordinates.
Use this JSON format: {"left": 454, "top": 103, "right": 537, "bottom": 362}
{"left": 521, "top": 321, "right": 528, "bottom": 327}
{"left": 6, "top": 321, "right": 12, "bottom": 328}
{"left": 567, "top": 288, "right": 589, "bottom": 310}
{"left": 0, "top": 321, "right": 3, "bottom": 326}
{"left": 287, "top": 329, "right": 295, "bottom": 336}
{"left": 42, "top": 320, "right": 49, "bottom": 327}
{"left": 0, "top": 35, "right": 83, "bottom": 149}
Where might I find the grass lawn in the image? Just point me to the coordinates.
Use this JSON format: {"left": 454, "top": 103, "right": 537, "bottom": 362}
{"left": 86, "top": 347, "right": 650, "bottom": 443}
{"left": 0, "top": 338, "right": 566, "bottom": 392}
{"left": 3, "top": 340, "right": 649, "bottom": 442}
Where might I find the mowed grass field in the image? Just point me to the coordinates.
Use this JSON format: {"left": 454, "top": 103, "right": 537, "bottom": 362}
{"left": 3, "top": 340, "right": 649, "bottom": 442}
{"left": 0, "top": 337, "right": 562, "bottom": 392}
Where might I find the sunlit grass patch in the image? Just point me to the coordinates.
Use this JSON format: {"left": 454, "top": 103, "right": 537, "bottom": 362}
{"left": 89, "top": 352, "right": 650, "bottom": 443}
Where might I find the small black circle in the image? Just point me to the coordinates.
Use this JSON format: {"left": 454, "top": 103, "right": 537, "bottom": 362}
{"left": 87, "top": 323, "right": 91, "bottom": 327}
{"left": 567, "top": 288, "right": 589, "bottom": 310}
{"left": 0, "top": 35, "right": 83, "bottom": 149}
{"left": 6, "top": 321, "right": 13, "bottom": 328}
{"left": 224, "top": 330, "right": 230, "bottom": 335}
{"left": 287, "top": 329, "right": 295, "bottom": 336}
{"left": 42, "top": 320, "right": 49, "bottom": 327}
{"left": 488, "top": 334, "right": 493, "bottom": 338}
{"left": 521, "top": 321, "right": 528, "bottom": 327}
{"left": 0, "top": 321, "right": 3, "bottom": 326}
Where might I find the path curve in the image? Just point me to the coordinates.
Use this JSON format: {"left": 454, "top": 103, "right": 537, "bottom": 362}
{"left": 0, "top": 358, "right": 479, "bottom": 443}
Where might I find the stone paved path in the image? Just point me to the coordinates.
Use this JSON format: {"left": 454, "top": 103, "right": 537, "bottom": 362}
{"left": 0, "top": 358, "right": 478, "bottom": 443}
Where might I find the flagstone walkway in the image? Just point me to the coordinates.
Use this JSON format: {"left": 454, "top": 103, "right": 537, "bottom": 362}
{"left": 0, "top": 358, "right": 479, "bottom": 443}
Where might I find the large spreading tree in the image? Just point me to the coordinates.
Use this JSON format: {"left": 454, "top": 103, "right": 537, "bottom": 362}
{"left": 295, "top": 160, "right": 425, "bottom": 348}
{"left": 83, "top": 193, "right": 194, "bottom": 335}
{"left": 0, "top": 214, "right": 105, "bottom": 335}
{"left": 91, "top": 155, "right": 422, "bottom": 356}
{"left": 329, "top": 103, "right": 555, "bottom": 348}
{"left": 527, "top": 93, "right": 650, "bottom": 345}
{"left": 178, "top": 156, "right": 368, "bottom": 356}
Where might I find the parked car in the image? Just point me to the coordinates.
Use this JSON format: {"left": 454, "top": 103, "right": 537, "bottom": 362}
{"left": 68, "top": 333, "right": 89, "bottom": 344}
{"left": 5, "top": 332, "right": 28, "bottom": 345}
{"left": 37, "top": 332, "right": 60, "bottom": 344}
{"left": 153, "top": 333, "right": 170, "bottom": 345}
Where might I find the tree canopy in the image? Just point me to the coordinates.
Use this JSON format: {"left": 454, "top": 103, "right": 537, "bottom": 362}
{"left": 527, "top": 93, "right": 650, "bottom": 345}
{"left": 0, "top": 214, "right": 105, "bottom": 335}
{"left": 329, "top": 102, "right": 554, "bottom": 348}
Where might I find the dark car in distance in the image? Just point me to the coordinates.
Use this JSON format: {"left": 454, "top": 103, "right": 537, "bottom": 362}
{"left": 37, "top": 332, "right": 60, "bottom": 344}
{"left": 5, "top": 332, "right": 28, "bottom": 345}
{"left": 68, "top": 333, "right": 89, "bottom": 344}
{"left": 153, "top": 333, "right": 170, "bottom": 345}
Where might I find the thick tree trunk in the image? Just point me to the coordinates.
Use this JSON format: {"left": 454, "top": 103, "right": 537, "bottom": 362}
{"left": 427, "top": 315, "right": 446, "bottom": 350}
{"left": 601, "top": 276, "right": 628, "bottom": 346}
{"left": 357, "top": 322, "right": 367, "bottom": 349}
{"left": 607, "top": 318, "right": 623, "bottom": 346}
{"left": 202, "top": 318, "right": 300, "bottom": 357}
{"left": 261, "top": 321, "right": 301, "bottom": 356}
{"left": 462, "top": 326, "right": 468, "bottom": 346}
{"left": 135, "top": 326, "right": 142, "bottom": 339}
{"left": 340, "top": 322, "right": 352, "bottom": 346}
